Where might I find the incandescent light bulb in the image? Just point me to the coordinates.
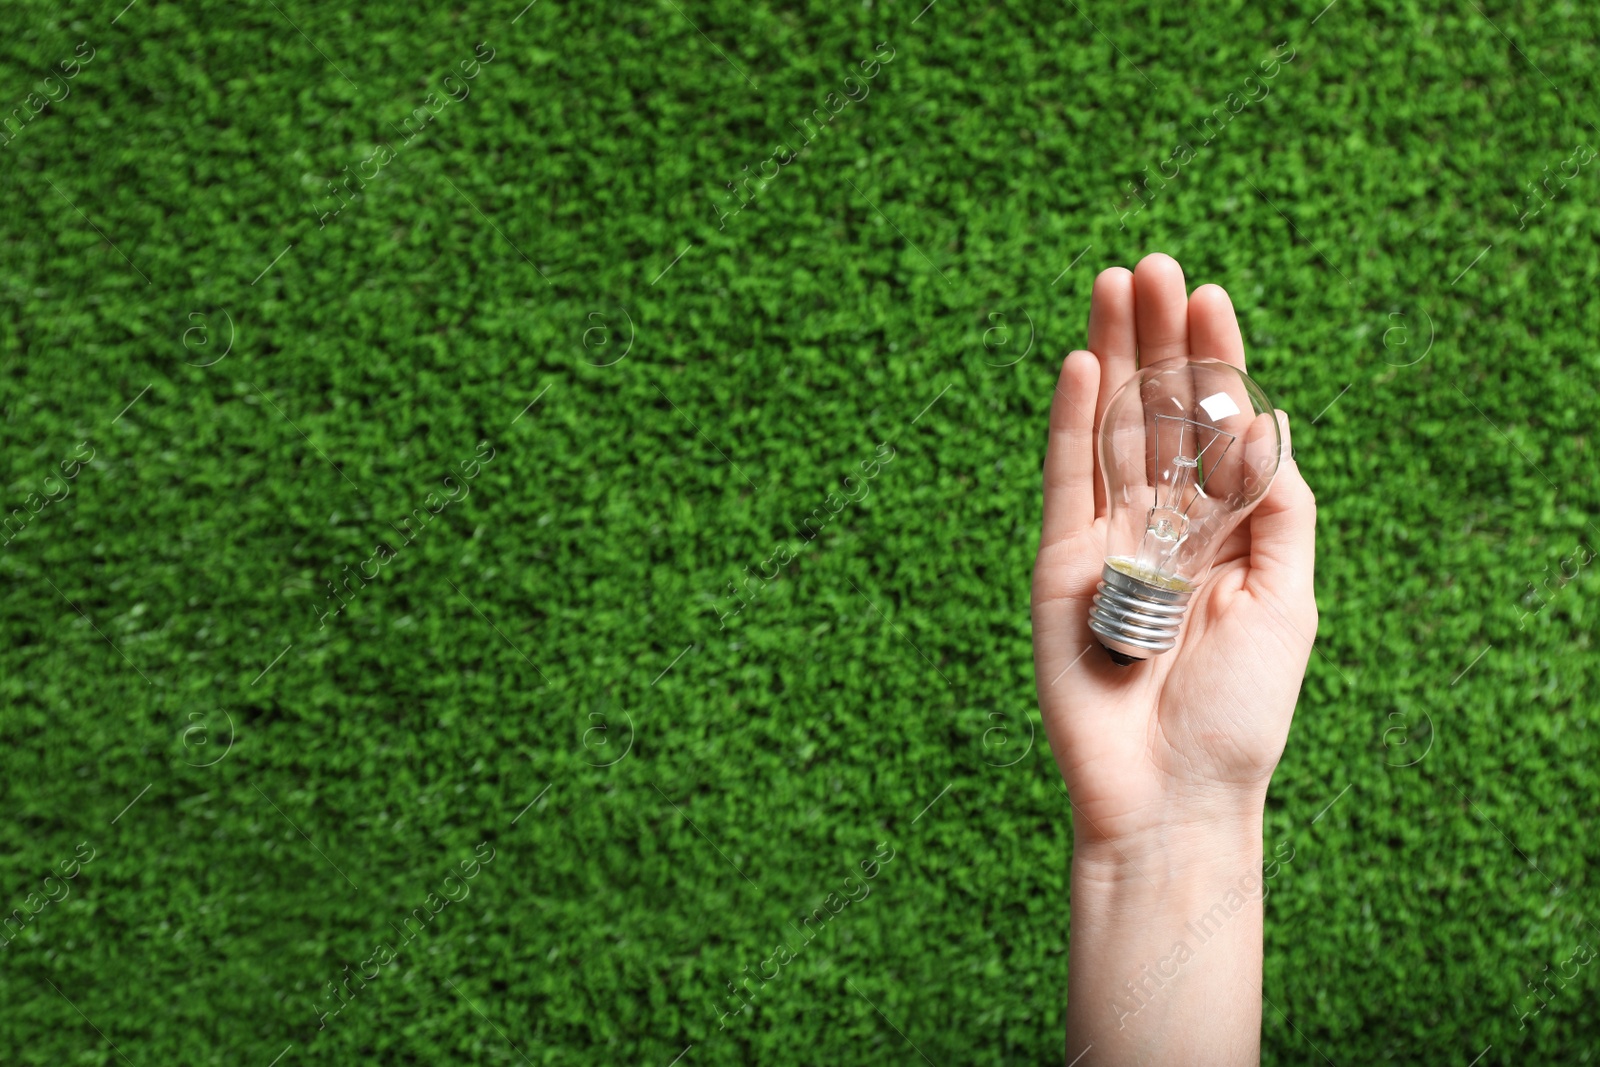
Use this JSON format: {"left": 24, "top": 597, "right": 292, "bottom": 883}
{"left": 1088, "top": 357, "right": 1283, "bottom": 665}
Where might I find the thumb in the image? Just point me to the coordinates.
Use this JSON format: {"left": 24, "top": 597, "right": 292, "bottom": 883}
{"left": 1245, "top": 410, "right": 1317, "bottom": 612}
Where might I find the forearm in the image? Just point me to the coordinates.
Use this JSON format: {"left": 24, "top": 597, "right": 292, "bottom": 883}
{"left": 1065, "top": 807, "right": 1267, "bottom": 1066}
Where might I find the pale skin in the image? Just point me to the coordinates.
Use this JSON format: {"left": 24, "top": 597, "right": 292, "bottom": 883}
{"left": 1032, "top": 253, "right": 1319, "bottom": 1065}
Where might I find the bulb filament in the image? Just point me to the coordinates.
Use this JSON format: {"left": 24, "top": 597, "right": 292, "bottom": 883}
{"left": 1134, "top": 416, "right": 1237, "bottom": 579}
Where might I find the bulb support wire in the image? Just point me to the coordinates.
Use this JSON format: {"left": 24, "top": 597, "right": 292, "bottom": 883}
{"left": 1151, "top": 413, "right": 1236, "bottom": 515}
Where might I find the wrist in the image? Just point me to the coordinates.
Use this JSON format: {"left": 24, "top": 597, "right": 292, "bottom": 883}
{"left": 1072, "top": 793, "right": 1266, "bottom": 891}
{"left": 1066, "top": 801, "right": 1268, "bottom": 1064}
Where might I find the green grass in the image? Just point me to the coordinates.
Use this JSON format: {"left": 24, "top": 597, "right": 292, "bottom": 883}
{"left": 1, "top": 0, "right": 1598, "bottom": 1063}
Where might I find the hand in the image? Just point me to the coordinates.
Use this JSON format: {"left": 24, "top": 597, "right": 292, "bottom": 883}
{"left": 1031, "top": 253, "right": 1319, "bottom": 858}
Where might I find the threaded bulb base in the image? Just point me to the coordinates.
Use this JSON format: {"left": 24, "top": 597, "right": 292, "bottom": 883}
{"left": 1087, "top": 560, "right": 1194, "bottom": 664}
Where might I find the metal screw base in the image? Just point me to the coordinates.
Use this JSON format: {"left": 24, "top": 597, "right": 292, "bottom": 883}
{"left": 1087, "top": 560, "right": 1193, "bottom": 664}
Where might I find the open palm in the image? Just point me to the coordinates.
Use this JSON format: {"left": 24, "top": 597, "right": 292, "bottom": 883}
{"left": 1031, "top": 254, "right": 1319, "bottom": 849}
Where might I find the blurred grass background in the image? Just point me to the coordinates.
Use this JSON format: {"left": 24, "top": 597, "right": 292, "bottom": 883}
{"left": 1, "top": 0, "right": 1598, "bottom": 1063}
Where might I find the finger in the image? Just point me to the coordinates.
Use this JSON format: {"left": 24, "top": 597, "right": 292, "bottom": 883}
{"left": 1245, "top": 411, "right": 1316, "bottom": 609}
{"left": 1098, "top": 356, "right": 1152, "bottom": 537}
{"left": 1133, "top": 252, "right": 1189, "bottom": 366}
{"left": 1187, "top": 283, "right": 1247, "bottom": 373}
{"left": 1087, "top": 266, "right": 1135, "bottom": 514}
{"left": 1041, "top": 350, "right": 1101, "bottom": 546}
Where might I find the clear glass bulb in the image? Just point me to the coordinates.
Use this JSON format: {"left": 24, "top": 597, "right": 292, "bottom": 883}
{"left": 1088, "top": 357, "right": 1282, "bottom": 664}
